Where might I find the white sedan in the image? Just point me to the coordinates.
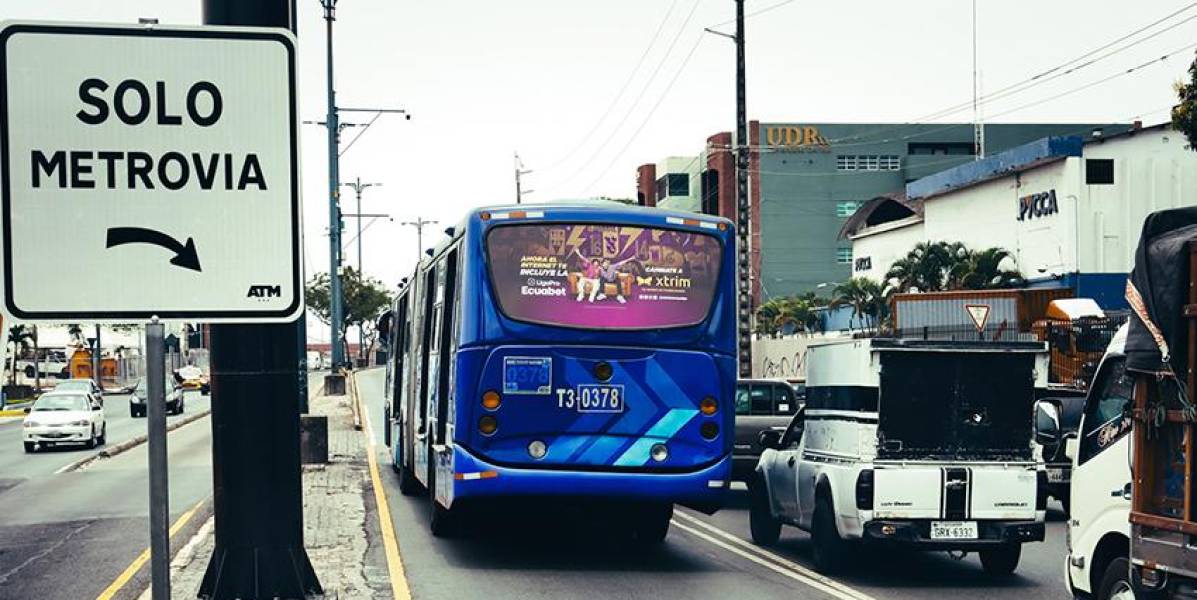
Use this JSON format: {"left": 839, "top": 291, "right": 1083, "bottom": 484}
{"left": 22, "top": 392, "right": 107, "bottom": 453}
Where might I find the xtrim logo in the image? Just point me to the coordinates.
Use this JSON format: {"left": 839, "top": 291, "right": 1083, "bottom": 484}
{"left": 247, "top": 285, "right": 282, "bottom": 300}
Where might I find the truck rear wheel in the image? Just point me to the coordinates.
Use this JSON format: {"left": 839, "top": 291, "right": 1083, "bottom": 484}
{"left": 979, "top": 544, "right": 1022, "bottom": 576}
{"left": 811, "top": 495, "right": 849, "bottom": 574}
{"left": 749, "top": 477, "right": 781, "bottom": 546}
{"left": 1096, "top": 557, "right": 1133, "bottom": 600}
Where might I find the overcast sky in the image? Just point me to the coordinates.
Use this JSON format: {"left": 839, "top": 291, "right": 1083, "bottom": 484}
{"left": 3, "top": 0, "right": 1194, "bottom": 341}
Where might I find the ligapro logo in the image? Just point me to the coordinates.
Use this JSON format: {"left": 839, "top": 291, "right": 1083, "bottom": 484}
{"left": 247, "top": 285, "right": 281, "bottom": 301}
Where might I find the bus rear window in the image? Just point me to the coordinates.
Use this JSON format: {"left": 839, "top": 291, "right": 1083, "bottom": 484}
{"left": 486, "top": 223, "right": 722, "bottom": 330}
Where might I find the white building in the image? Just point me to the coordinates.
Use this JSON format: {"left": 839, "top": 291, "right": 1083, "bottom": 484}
{"left": 844, "top": 123, "right": 1197, "bottom": 308}
{"left": 652, "top": 155, "right": 703, "bottom": 212}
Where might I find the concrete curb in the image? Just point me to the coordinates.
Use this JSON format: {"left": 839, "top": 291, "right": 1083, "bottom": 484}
{"left": 56, "top": 408, "right": 212, "bottom": 474}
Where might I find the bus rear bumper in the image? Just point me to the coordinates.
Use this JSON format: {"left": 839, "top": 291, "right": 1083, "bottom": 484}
{"left": 450, "top": 445, "right": 731, "bottom": 512}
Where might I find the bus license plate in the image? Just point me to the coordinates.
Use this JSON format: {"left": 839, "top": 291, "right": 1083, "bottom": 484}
{"left": 503, "top": 357, "right": 552, "bottom": 395}
{"left": 1047, "top": 468, "right": 1068, "bottom": 483}
{"left": 930, "top": 521, "right": 978, "bottom": 540}
{"left": 557, "top": 384, "right": 625, "bottom": 413}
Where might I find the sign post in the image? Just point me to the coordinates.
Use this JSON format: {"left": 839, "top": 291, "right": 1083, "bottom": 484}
{"left": 145, "top": 319, "right": 168, "bottom": 600}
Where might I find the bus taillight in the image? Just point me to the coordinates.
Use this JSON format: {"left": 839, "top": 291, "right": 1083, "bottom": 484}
{"left": 481, "top": 390, "right": 501, "bottom": 411}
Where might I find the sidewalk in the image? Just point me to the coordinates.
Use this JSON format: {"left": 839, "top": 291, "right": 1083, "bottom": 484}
{"left": 147, "top": 379, "right": 393, "bottom": 599}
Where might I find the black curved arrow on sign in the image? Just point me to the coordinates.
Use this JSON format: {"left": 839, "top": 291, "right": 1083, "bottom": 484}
{"left": 105, "top": 227, "right": 202, "bottom": 272}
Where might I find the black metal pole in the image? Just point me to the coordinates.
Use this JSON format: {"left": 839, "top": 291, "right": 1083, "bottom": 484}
{"left": 199, "top": 1, "right": 321, "bottom": 598}
{"left": 735, "top": 0, "right": 752, "bottom": 378}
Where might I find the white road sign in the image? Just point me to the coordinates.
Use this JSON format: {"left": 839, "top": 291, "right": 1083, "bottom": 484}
{"left": 965, "top": 304, "right": 991, "bottom": 332}
{"left": 0, "top": 22, "right": 301, "bottom": 322}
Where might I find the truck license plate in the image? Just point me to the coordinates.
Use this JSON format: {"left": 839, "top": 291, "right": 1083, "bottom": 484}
{"left": 930, "top": 521, "right": 978, "bottom": 540}
{"left": 1047, "top": 468, "right": 1068, "bottom": 483}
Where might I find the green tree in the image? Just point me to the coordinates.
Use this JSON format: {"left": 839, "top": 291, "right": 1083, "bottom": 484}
{"left": 886, "top": 241, "right": 1022, "bottom": 293}
{"left": 832, "top": 278, "right": 887, "bottom": 332}
{"left": 755, "top": 295, "right": 826, "bottom": 337}
{"left": 949, "top": 247, "right": 1025, "bottom": 290}
{"left": 305, "top": 267, "right": 395, "bottom": 359}
{"left": 6, "top": 324, "right": 34, "bottom": 385}
{"left": 1174, "top": 50, "right": 1197, "bottom": 151}
{"left": 885, "top": 241, "right": 960, "bottom": 293}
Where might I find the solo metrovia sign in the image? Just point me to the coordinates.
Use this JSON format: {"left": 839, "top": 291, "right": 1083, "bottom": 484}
{"left": 0, "top": 22, "right": 301, "bottom": 322}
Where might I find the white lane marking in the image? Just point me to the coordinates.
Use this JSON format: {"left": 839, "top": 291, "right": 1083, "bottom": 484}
{"left": 671, "top": 520, "right": 867, "bottom": 600}
{"left": 673, "top": 511, "right": 876, "bottom": 600}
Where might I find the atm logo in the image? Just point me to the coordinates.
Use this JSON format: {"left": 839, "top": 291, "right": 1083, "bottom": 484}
{"left": 765, "top": 126, "right": 831, "bottom": 151}
{"left": 247, "top": 285, "right": 282, "bottom": 299}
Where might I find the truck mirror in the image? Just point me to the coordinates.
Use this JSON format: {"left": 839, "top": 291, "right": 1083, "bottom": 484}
{"left": 1034, "top": 400, "right": 1061, "bottom": 447}
{"left": 376, "top": 310, "right": 393, "bottom": 343}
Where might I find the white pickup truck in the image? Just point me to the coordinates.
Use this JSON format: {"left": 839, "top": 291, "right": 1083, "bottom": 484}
{"left": 750, "top": 338, "right": 1048, "bottom": 575}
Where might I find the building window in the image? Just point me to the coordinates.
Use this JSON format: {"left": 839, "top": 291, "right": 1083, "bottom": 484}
{"left": 836, "top": 247, "right": 853, "bottom": 264}
{"left": 836, "top": 201, "right": 860, "bottom": 218}
{"left": 1086, "top": 159, "right": 1115, "bottom": 185}
{"left": 908, "top": 142, "right": 975, "bottom": 156}
{"left": 836, "top": 155, "right": 901, "bottom": 171}
{"left": 656, "top": 173, "right": 690, "bottom": 197}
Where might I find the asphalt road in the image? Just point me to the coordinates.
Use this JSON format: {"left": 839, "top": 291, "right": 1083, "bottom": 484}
{"left": 358, "top": 368, "right": 1071, "bottom": 600}
{"left": 0, "top": 390, "right": 210, "bottom": 479}
{"left": 0, "top": 390, "right": 213, "bottom": 600}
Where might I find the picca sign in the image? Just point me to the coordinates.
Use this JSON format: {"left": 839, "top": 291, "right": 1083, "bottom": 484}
{"left": 0, "top": 22, "right": 301, "bottom": 322}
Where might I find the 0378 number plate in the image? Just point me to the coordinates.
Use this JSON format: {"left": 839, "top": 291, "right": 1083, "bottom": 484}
{"left": 930, "top": 521, "right": 978, "bottom": 540}
{"left": 556, "top": 384, "right": 625, "bottom": 413}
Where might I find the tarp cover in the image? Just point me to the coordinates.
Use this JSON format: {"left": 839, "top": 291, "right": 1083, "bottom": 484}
{"left": 1126, "top": 207, "right": 1197, "bottom": 374}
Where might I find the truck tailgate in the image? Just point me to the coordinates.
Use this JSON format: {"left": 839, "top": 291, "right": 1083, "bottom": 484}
{"left": 874, "top": 465, "right": 1038, "bottom": 520}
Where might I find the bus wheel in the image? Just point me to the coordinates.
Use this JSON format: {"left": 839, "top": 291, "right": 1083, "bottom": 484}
{"left": 631, "top": 504, "right": 672, "bottom": 544}
{"left": 396, "top": 433, "right": 424, "bottom": 496}
{"left": 399, "top": 464, "right": 423, "bottom": 496}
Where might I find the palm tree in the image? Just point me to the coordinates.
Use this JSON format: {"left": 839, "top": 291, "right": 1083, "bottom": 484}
{"left": 755, "top": 300, "right": 783, "bottom": 337}
{"left": 7, "top": 325, "right": 34, "bottom": 386}
{"left": 949, "top": 247, "right": 1025, "bottom": 290}
{"left": 832, "top": 278, "right": 886, "bottom": 332}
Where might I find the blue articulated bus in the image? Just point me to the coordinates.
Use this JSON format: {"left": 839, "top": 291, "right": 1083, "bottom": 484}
{"left": 382, "top": 203, "right": 736, "bottom": 541}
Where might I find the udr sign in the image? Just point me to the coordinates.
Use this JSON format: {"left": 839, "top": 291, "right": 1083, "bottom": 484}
{"left": 0, "top": 23, "right": 301, "bottom": 322}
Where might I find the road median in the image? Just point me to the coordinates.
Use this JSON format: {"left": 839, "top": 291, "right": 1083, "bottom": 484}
{"left": 56, "top": 408, "right": 211, "bottom": 474}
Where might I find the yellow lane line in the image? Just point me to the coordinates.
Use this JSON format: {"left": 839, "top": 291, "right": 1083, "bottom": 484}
{"left": 95, "top": 499, "right": 205, "bottom": 600}
{"left": 357, "top": 372, "right": 413, "bottom": 600}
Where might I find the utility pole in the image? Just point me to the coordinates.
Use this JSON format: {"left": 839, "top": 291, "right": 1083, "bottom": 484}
{"left": 972, "top": 0, "right": 984, "bottom": 159}
{"left": 310, "top": 1, "right": 407, "bottom": 374}
{"left": 341, "top": 178, "right": 381, "bottom": 272}
{"left": 734, "top": 0, "right": 753, "bottom": 378}
{"left": 320, "top": 0, "right": 347, "bottom": 376}
{"left": 514, "top": 152, "right": 533, "bottom": 204}
{"left": 400, "top": 217, "right": 440, "bottom": 258}
{"left": 200, "top": 1, "right": 322, "bottom": 598}
{"left": 341, "top": 177, "right": 383, "bottom": 365}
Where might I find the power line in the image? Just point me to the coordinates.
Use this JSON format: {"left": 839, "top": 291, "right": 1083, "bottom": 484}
{"left": 582, "top": 33, "right": 707, "bottom": 194}
{"left": 826, "top": 2, "right": 1197, "bottom": 146}
{"left": 707, "top": 0, "right": 797, "bottom": 30}
{"left": 549, "top": 0, "right": 705, "bottom": 193}
{"left": 540, "top": 0, "right": 681, "bottom": 172}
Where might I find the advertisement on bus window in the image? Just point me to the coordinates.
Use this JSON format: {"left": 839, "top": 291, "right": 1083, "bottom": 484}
{"left": 487, "top": 223, "right": 722, "bottom": 329}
